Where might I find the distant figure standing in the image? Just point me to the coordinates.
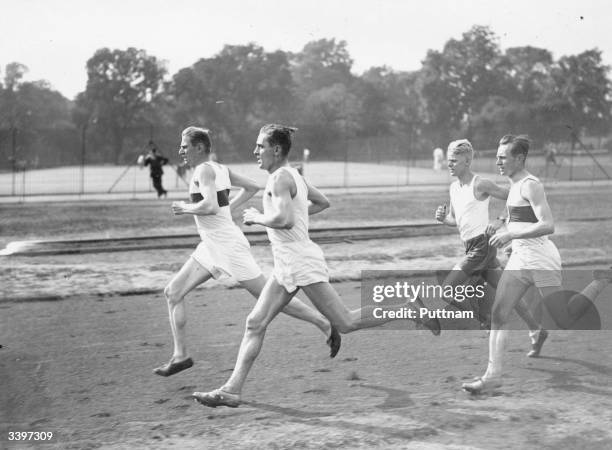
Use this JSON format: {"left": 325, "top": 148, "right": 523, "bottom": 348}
{"left": 144, "top": 141, "right": 169, "bottom": 197}
{"left": 543, "top": 144, "right": 561, "bottom": 178}
{"left": 433, "top": 147, "right": 444, "bottom": 170}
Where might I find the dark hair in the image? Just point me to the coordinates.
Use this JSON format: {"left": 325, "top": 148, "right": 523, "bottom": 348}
{"left": 182, "top": 126, "right": 212, "bottom": 153}
{"left": 259, "top": 124, "right": 298, "bottom": 156}
{"left": 499, "top": 134, "right": 530, "bottom": 158}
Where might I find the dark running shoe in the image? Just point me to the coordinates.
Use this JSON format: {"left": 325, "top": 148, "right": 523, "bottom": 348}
{"left": 153, "top": 357, "right": 194, "bottom": 377}
{"left": 327, "top": 326, "right": 341, "bottom": 358}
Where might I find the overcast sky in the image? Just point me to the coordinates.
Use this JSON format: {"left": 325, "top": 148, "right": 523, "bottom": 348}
{"left": 1, "top": 0, "right": 609, "bottom": 100}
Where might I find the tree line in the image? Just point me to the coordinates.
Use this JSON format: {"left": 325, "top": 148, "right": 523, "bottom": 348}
{"left": 0, "top": 25, "right": 610, "bottom": 169}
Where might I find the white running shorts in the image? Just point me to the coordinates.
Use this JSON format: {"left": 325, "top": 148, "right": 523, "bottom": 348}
{"left": 191, "top": 233, "right": 261, "bottom": 282}
{"left": 271, "top": 240, "right": 329, "bottom": 292}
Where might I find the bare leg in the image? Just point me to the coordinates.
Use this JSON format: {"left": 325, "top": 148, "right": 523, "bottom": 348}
{"left": 442, "top": 269, "right": 474, "bottom": 311}
{"left": 539, "top": 276, "right": 611, "bottom": 330}
{"left": 484, "top": 268, "right": 543, "bottom": 335}
{"left": 163, "top": 258, "right": 212, "bottom": 362}
{"left": 222, "top": 277, "right": 297, "bottom": 394}
{"left": 462, "top": 271, "right": 532, "bottom": 392}
{"left": 194, "top": 279, "right": 425, "bottom": 406}
{"left": 484, "top": 273, "right": 532, "bottom": 379}
{"left": 301, "top": 282, "right": 416, "bottom": 333}
{"left": 514, "top": 288, "right": 542, "bottom": 332}
{"left": 567, "top": 278, "right": 611, "bottom": 321}
{"left": 240, "top": 275, "right": 330, "bottom": 337}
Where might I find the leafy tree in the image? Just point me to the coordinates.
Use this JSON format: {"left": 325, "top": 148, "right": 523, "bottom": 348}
{"left": 359, "top": 67, "right": 424, "bottom": 152}
{"left": 291, "top": 38, "right": 354, "bottom": 97}
{"left": 551, "top": 49, "right": 611, "bottom": 138}
{"left": 76, "top": 47, "right": 166, "bottom": 163}
{"left": 300, "top": 83, "right": 361, "bottom": 145}
{"left": 499, "top": 46, "right": 555, "bottom": 101}
{"left": 419, "top": 26, "right": 505, "bottom": 144}
{"left": 169, "top": 44, "right": 295, "bottom": 159}
{"left": 0, "top": 63, "right": 74, "bottom": 168}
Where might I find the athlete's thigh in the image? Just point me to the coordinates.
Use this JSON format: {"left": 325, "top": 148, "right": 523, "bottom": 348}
{"left": 301, "top": 282, "right": 352, "bottom": 326}
{"left": 238, "top": 274, "right": 267, "bottom": 299}
{"left": 167, "top": 257, "right": 213, "bottom": 298}
{"left": 492, "top": 270, "right": 532, "bottom": 320}
{"left": 443, "top": 267, "right": 472, "bottom": 288}
{"left": 482, "top": 267, "right": 502, "bottom": 289}
{"left": 537, "top": 285, "right": 561, "bottom": 299}
{"left": 247, "top": 276, "right": 297, "bottom": 326}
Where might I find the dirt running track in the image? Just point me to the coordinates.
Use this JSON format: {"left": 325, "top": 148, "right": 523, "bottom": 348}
{"left": 2, "top": 281, "right": 612, "bottom": 449}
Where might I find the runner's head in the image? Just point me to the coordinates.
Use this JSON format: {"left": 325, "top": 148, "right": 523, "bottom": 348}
{"left": 180, "top": 127, "right": 212, "bottom": 166}
{"left": 254, "top": 124, "right": 298, "bottom": 172}
{"left": 447, "top": 139, "right": 473, "bottom": 178}
{"left": 497, "top": 134, "right": 530, "bottom": 177}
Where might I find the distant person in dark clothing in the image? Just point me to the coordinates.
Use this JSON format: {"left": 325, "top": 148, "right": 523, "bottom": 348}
{"left": 144, "top": 141, "right": 169, "bottom": 197}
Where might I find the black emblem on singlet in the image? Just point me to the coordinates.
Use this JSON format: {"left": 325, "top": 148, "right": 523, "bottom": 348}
{"left": 508, "top": 205, "right": 538, "bottom": 223}
{"left": 190, "top": 189, "right": 230, "bottom": 206}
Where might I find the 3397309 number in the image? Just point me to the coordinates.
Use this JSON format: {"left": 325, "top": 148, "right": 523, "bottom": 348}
{"left": 8, "top": 431, "right": 54, "bottom": 441}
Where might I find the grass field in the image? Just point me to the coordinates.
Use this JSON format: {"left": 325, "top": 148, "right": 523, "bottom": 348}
{"left": 0, "top": 152, "right": 610, "bottom": 197}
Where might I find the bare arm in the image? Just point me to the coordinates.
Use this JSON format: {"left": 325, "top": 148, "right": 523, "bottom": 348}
{"left": 304, "top": 177, "right": 330, "bottom": 215}
{"left": 228, "top": 169, "right": 261, "bottom": 212}
{"left": 476, "top": 177, "right": 509, "bottom": 200}
{"left": 171, "top": 164, "right": 219, "bottom": 216}
{"left": 243, "top": 170, "right": 295, "bottom": 229}
{"left": 477, "top": 177, "right": 509, "bottom": 234}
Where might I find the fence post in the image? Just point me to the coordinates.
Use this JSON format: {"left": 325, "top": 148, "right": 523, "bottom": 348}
{"left": 11, "top": 127, "right": 17, "bottom": 196}
{"left": 80, "top": 124, "right": 87, "bottom": 195}
{"left": 343, "top": 139, "right": 348, "bottom": 188}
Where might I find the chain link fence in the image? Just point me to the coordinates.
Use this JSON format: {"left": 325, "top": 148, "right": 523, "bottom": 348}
{"left": 1, "top": 127, "right": 610, "bottom": 198}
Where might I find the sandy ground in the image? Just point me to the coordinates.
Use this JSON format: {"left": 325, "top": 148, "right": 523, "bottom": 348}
{"left": 2, "top": 203, "right": 611, "bottom": 448}
{"left": 1, "top": 280, "right": 612, "bottom": 449}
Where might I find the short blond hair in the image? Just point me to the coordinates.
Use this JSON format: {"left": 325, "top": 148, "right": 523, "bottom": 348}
{"left": 448, "top": 139, "right": 473, "bottom": 159}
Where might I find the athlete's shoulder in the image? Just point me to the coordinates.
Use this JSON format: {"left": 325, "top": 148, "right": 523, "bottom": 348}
{"left": 269, "top": 167, "right": 296, "bottom": 192}
{"left": 524, "top": 174, "right": 541, "bottom": 183}
{"left": 206, "top": 160, "right": 227, "bottom": 170}
{"left": 272, "top": 167, "right": 294, "bottom": 182}
{"left": 519, "top": 175, "right": 545, "bottom": 200}
{"left": 521, "top": 175, "right": 542, "bottom": 189}
{"left": 196, "top": 162, "right": 216, "bottom": 180}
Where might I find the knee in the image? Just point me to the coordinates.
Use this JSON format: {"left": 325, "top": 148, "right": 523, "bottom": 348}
{"left": 245, "top": 313, "right": 267, "bottom": 336}
{"left": 164, "top": 283, "right": 183, "bottom": 306}
{"left": 335, "top": 324, "right": 353, "bottom": 334}
{"left": 490, "top": 303, "right": 510, "bottom": 327}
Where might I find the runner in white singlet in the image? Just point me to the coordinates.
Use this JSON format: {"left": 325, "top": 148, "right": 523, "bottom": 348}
{"left": 192, "top": 124, "right": 440, "bottom": 408}
{"left": 435, "top": 140, "right": 544, "bottom": 345}
{"left": 153, "top": 127, "right": 340, "bottom": 378}
{"left": 462, "top": 134, "right": 612, "bottom": 394}
{"left": 504, "top": 174, "right": 562, "bottom": 285}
